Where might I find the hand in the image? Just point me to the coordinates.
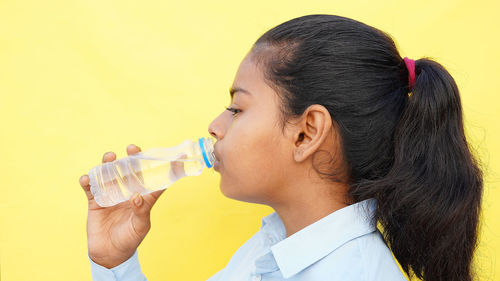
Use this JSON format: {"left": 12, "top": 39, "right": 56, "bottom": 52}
{"left": 79, "top": 144, "right": 166, "bottom": 269}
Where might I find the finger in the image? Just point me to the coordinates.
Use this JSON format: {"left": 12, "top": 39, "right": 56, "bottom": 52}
{"left": 79, "top": 174, "right": 100, "bottom": 209}
{"left": 123, "top": 144, "right": 147, "bottom": 196}
{"left": 101, "top": 151, "right": 120, "bottom": 204}
{"left": 130, "top": 193, "right": 152, "bottom": 236}
{"left": 79, "top": 174, "right": 93, "bottom": 199}
{"left": 127, "top": 144, "right": 142, "bottom": 155}
{"left": 143, "top": 189, "right": 166, "bottom": 206}
{"left": 100, "top": 160, "right": 123, "bottom": 204}
{"left": 169, "top": 154, "right": 187, "bottom": 181}
{"left": 132, "top": 189, "right": 166, "bottom": 215}
{"left": 102, "top": 151, "right": 116, "bottom": 163}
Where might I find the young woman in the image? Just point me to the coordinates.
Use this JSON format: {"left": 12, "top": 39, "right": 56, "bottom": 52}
{"left": 79, "top": 14, "right": 484, "bottom": 281}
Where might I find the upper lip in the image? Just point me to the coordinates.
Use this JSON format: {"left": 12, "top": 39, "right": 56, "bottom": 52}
{"left": 213, "top": 145, "right": 220, "bottom": 162}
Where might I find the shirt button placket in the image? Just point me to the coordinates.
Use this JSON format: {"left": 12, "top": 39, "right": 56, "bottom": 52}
{"left": 252, "top": 274, "right": 262, "bottom": 281}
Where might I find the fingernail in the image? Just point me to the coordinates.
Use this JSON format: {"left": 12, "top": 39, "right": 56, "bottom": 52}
{"left": 134, "top": 194, "right": 142, "bottom": 206}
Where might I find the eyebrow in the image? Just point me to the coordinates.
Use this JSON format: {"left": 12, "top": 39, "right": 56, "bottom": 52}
{"left": 229, "top": 86, "right": 252, "bottom": 100}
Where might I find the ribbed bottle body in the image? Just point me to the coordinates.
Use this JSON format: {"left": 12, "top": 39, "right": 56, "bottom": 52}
{"left": 88, "top": 137, "right": 215, "bottom": 207}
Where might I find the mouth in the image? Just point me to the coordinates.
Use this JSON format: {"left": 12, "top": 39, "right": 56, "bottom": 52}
{"left": 214, "top": 160, "right": 221, "bottom": 171}
{"left": 212, "top": 145, "right": 221, "bottom": 170}
{"left": 213, "top": 144, "right": 221, "bottom": 162}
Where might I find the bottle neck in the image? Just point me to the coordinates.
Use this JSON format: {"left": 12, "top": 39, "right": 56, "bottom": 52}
{"left": 199, "top": 137, "right": 215, "bottom": 168}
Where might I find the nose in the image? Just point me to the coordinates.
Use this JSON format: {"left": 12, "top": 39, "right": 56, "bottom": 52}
{"left": 208, "top": 111, "right": 228, "bottom": 140}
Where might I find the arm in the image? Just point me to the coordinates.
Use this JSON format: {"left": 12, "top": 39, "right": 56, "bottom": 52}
{"left": 89, "top": 250, "right": 227, "bottom": 281}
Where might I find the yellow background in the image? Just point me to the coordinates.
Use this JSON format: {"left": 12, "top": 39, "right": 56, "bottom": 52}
{"left": 0, "top": 0, "right": 499, "bottom": 280}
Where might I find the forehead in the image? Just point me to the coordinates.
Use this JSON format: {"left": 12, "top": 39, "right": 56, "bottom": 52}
{"left": 230, "top": 54, "right": 276, "bottom": 102}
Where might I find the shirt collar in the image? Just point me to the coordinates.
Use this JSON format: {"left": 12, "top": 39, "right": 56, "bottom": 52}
{"left": 258, "top": 198, "right": 377, "bottom": 278}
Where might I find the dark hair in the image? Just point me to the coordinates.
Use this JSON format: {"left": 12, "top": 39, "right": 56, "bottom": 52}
{"left": 251, "top": 14, "right": 484, "bottom": 281}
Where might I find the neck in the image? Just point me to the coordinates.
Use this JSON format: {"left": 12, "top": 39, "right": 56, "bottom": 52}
{"left": 270, "top": 179, "right": 351, "bottom": 237}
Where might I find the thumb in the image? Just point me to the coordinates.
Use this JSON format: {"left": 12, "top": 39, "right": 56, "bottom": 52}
{"left": 130, "top": 193, "right": 151, "bottom": 216}
{"left": 129, "top": 193, "right": 152, "bottom": 236}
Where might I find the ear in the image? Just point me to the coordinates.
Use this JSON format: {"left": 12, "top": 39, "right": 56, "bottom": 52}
{"left": 292, "top": 104, "right": 333, "bottom": 163}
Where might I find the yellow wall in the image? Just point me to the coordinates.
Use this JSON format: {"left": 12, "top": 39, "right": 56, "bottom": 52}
{"left": 0, "top": 0, "right": 498, "bottom": 280}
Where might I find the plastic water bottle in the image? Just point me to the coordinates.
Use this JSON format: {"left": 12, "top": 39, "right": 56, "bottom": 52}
{"left": 88, "top": 137, "right": 216, "bottom": 207}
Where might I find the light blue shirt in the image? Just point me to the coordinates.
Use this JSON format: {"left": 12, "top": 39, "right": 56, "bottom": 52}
{"left": 89, "top": 198, "right": 408, "bottom": 280}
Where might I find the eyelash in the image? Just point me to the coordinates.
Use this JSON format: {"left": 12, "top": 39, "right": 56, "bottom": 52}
{"left": 225, "top": 106, "right": 241, "bottom": 116}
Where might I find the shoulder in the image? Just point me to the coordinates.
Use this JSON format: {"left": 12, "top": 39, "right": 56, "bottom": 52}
{"left": 356, "top": 229, "right": 406, "bottom": 279}
{"left": 296, "top": 229, "right": 407, "bottom": 281}
{"left": 341, "top": 229, "right": 408, "bottom": 281}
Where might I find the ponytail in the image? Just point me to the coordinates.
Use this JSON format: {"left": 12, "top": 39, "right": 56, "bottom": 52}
{"left": 352, "top": 58, "right": 484, "bottom": 281}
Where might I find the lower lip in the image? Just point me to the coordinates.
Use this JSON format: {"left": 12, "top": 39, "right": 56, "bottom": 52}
{"left": 213, "top": 160, "right": 220, "bottom": 171}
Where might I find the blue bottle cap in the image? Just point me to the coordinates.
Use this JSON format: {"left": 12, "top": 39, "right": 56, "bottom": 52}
{"left": 199, "top": 137, "right": 213, "bottom": 168}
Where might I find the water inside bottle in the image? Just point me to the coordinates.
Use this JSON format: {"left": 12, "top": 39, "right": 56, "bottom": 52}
{"left": 90, "top": 138, "right": 216, "bottom": 207}
{"left": 91, "top": 151, "right": 205, "bottom": 206}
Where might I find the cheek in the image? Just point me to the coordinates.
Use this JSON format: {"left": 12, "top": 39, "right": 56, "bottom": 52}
{"left": 219, "top": 120, "right": 286, "bottom": 202}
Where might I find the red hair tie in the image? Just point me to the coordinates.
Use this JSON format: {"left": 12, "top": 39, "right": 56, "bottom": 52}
{"left": 403, "top": 57, "right": 416, "bottom": 91}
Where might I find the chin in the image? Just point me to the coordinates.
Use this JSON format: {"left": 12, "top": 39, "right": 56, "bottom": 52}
{"left": 219, "top": 181, "right": 241, "bottom": 200}
{"left": 219, "top": 181, "right": 266, "bottom": 204}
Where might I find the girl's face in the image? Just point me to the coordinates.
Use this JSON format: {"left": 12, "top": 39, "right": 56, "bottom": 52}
{"left": 208, "top": 53, "right": 293, "bottom": 205}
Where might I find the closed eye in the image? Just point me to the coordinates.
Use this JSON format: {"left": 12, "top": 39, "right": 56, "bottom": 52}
{"left": 225, "top": 106, "right": 241, "bottom": 116}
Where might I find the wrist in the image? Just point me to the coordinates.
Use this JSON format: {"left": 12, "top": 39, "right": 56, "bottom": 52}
{"left": 89, "top": 252, "right": 135, "bottom": 269}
